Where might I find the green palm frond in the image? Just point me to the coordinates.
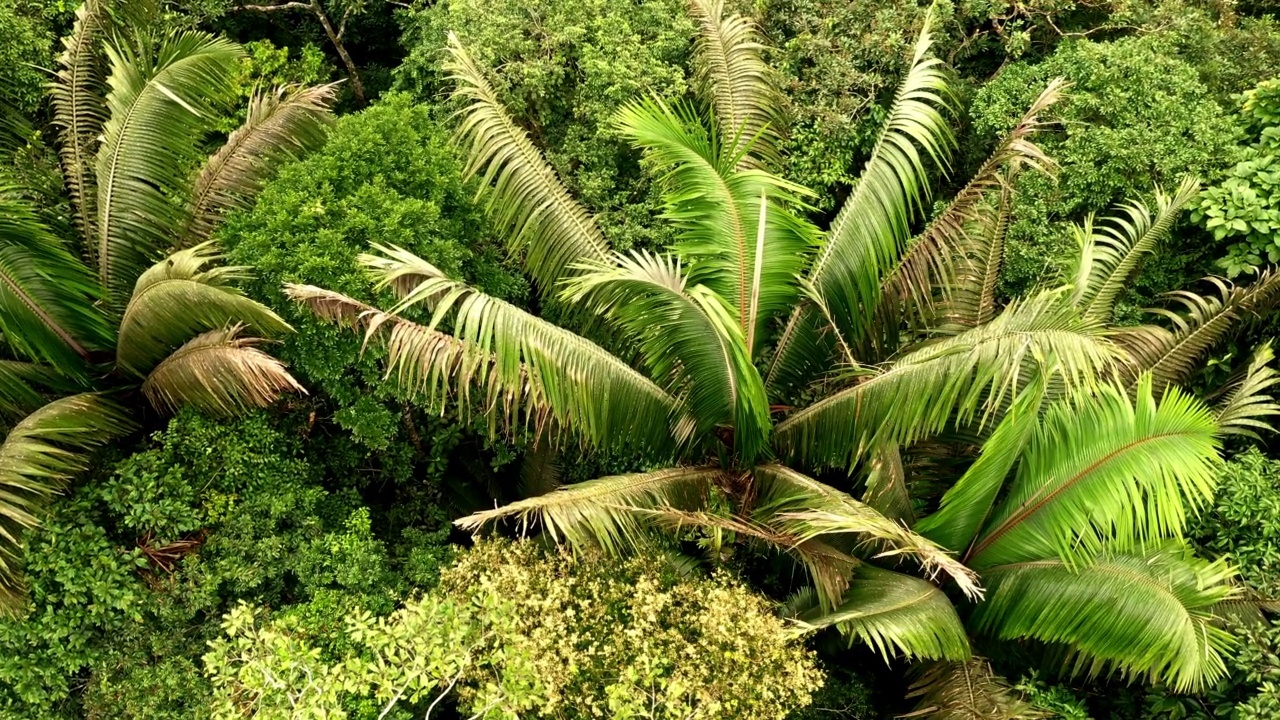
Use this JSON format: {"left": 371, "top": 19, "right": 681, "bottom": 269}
{"left": 966, "top": 376, "right": 1220, "bottom": 569}
{"left": 687, "top": 0, "right": 785, "bottom": 167}
{"left": 116, "top": 244, "right": 292, "bottom": 375}
{"left": 767, "top": 13, "right": 954, "bottom": 396}
{"left": 455, "top": 466, "right": 720, "bottom": 554}
{"left": 141, "top": 325, "right": 304, "bottom": 416}
{"left": 1114, "top": 271, "right": 1280, "bottom": 392}
{"left": 863, "top": 442, "right": 914, "bottom": 524}
{"left": 444, "top": 33, "right": 610, "bottom": 294}
{"left": 0, "top": 191, "right": 111, "bottom": 370}
{"left": 182, "top": 82, "right": 338, "bottom": 247}
{"left": 0, "top": 393, "right": 135, "bottom": 612}
{"left": 971, "top": 545, "right": 1237, "bottom": 693}
{"left": 1211, "top": 341, "right": 1280, "bottom": 440}
{"left": 613, "top": 98, "right": 818, "bottom": 356}
{"left": 906, "top": 657, "right": 1046, "bottom": 720}
{"left": 95, "top": 29, "right": 242, "bottom": 304}
{"left": 916, "top": 379, "right": 1046, "bottom": 555}
{"left": 774, "top": 291, "right": 1118, "bottom": 470}
{"left": 792, "top": 564, "right": 971, "bottom": 662}
{"left": 877, "top": 79, "right": 1064, "bottom": 347}
{"left": 754, "top": 464, "right": 981, "bottom": 603}
{"left": 1070, "top": 177, "right": 1201, "bottom": 325}
{"left": 565, "top": 250, "right": 769, "bottom": 460}
{"left": 288, "top": 263, "right": 692, "bottom": 457}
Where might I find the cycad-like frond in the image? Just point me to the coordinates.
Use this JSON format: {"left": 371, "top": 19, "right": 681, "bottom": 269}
{"left": 644, "top": 508, "right": 858, "bottom": 605}
{"left": 565, "top": 250, "right": 768, "bottom": 460}
{"left": 774, "top": 291, "right": 1118, "bottom": 470}
{"left": 95, "top": 30, "right": 242, "bottom": 304}
{"left": 0, "top": 393, "right": 135, "bottom": 611}
{"left": 141, "top": 325, "right": 304, "bottom": 416}
{"left": 1211, "top": 342, "right": 1280, "bottom": 439}
{"left": 288, "top": 270, "right": 692, "bottom": 457}
{"left": 916, "top": 380, "right": 1046, "bottom": 554}
{"left": 767, "top": 14, "right": 954, "bottom": 396}
{"left": 754, "top": 464, "right": 980, "bottom": 603}
{"left": 182, "top": 83, "right": 338, "bottom": 247}
{"left": 906, "top": 658, "right": 1045, "bottom": 720}
{"left": 946, "top": 182, "right": 1013, "bottom": 329}
{"left": 116, "top": 244, "right": 292, "bottom": 375}
{"left": 1071, "top": 177, "right": 1201, "bottom": 325}
{"left": 613, "top": 98, "right": 818, "bottom": 356}
{"left": 0, "top": 192, "right": 111, "bottom": 370}
{"left": 791, "top": 564, "right": 971, "bottom": 662}
{"left": 1114, "top": 271, "right": 1280, "bottom": 392}
{"left": 0, "top": 362, "right": 67, "bottom": 419}
{"left": 966, "top": 376, "right": 1219, "bottom": 569}
{"left": 687, "top": 0, "right": 785, "bottom": 166}
{"left": 971, "top": 545, "right": 1237, "bottom": 693}
{"left": 445, "top": 34, "right": 610, "bottom": 293}
{"left": 455, "top": 466, "right": 720, "bottom": 554}
{"left": 878, "top": 80, "right": 1064, "bottom": 345}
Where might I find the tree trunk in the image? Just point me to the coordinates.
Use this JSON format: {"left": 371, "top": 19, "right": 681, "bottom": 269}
{"left": 310, "top": 1, "right": 366, "bottom": 106}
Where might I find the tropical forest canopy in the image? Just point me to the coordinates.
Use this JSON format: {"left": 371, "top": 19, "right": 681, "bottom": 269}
{"left": 2, "top": 0, "right": 1280, "bottom": 718}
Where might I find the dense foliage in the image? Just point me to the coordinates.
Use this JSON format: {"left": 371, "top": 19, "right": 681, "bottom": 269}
{"left": 206, "top": 539, "right": 821, "bottom": 719}
{"left": 3, "top": 0, "right": 1280, "bottom": 718}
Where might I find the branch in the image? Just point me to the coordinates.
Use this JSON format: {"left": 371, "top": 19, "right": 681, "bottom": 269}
{"left": 236, "top": 1, "right": 311, "bottom": 10}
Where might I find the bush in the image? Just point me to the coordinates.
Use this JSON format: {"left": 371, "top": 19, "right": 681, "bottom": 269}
{"left": 206, "top": 539, "right": 824, "bottom": 719}
{"left": 220, "top": 92, "right": 524, "bottom": 458}
{"left": 1194, "top": 79, "right": 1280, "bottom": 277}
{"left": 0, "top": 410, "right": 449, "bottom": 719}
{"left": 969, "top": 34, "right": 1243, "bottom": 302}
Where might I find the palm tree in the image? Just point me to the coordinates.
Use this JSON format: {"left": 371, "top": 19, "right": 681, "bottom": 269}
{"left": 0, "top": 0, "right": 334, "bottom": 608}
{"left": 290, "top": 0, "right": 1280, "bottom": 708}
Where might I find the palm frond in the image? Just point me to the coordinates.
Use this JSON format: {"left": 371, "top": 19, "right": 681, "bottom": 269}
{"left": 916, "top": 380, "right": 1046, "bottom": 555}
{"left": 182, "top": 83, "right": 337, "bottom": 247}
{"left": 612, "top": 98, "right": 818, "bottom": 357}
{"left": 0, "top": 191, "right": 111, "bottom": 370}
{"left": 1071, "top": 177, "right": 1200, "bottom": 325}
{"left": 774, "top": 291, "right": 1118, "bottom": 470}
{"left": 863, "top": 442, "right": 914, "bottom": 524}
{"left": 95, "top": 29, "right": 242, "bottom": 304}
{"left": 686, "top": 0, "right": 785, "bottom": 166}
{"left": 142, "top": 325, "right": 304, "bottom": 416}
{"left": 905, "top": 657, "right": 1046, "bottom": 720}
{"left": 116, "top": 243, "right": 292, "bottom": 376}
{"left": 445, "top": 33, "right": 609, "bottom": 293}
{"left": 0, "top": 393, "right": 135, "bottom": 612}
{"left": 878, "top": 80, "right": 1064, "bottom": 345}
{"left": 1114, "top": 271, "right": 1280, "bottom": 392}
{"left": 966, "top": 376, "right": 1220, "bottom": 570}
{"left": 1211, "top": 342, "right": 1280, "bottom": 440}
{"left": 455, "top": 466, "right": 720, "bottom": 554}
{"left": 50, "top": 0, "right": 115, "bottom": 251}
{"left": 564, "top": 250, "right": 768, "bottom": 460}
{"left": 643, "top": 507, "right": 858, "bottom": 605}
{"left": 971, "top": 545, "right": 1238, "bottom": 693}
{"left": 754, "top": 464, "right": 981, "bottom": 603}
{"left": 767, "top": 13, "right": 954, "bottom": 396}
{"left": 792, "top": 564, "right": 971, "bottom": 662}
{"left": 946, "top": 182, "right": 1013, "bottom": 329}
{"left": 287, "top": 275, "right": 693, "bottom": 458}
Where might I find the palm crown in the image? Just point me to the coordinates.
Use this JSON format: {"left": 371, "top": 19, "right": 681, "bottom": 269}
{"left": 294, "top": 0, "right": 1280, "bottom": 703}
{"left": 0, "top": 0, "right": 333, "bottom": 607}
